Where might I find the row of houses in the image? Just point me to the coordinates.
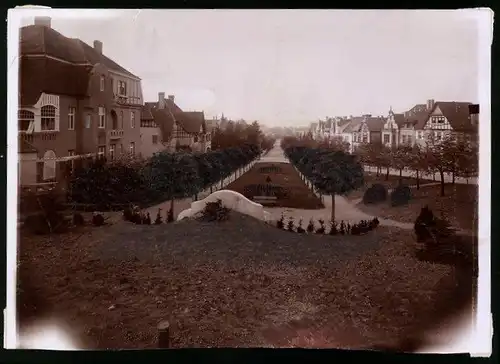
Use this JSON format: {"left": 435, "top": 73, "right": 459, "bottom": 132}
{"left": 308, "top": 99, "right": 479, "bottom": 153}
{"left": 17, "top": 17, "right": 231, "bottom": 186}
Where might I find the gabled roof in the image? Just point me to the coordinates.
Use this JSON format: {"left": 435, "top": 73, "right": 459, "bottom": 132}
{"left": 19, "top": 56, "right": 93, "bottom": 106}
{"left": 342, "top": 117, "right": 364, "bottom": 133}
{"left": 151, "top": 108, "right": 176, "bottom": 141}
{"left": 432, "top": 101, "right": 475, "bottom": 132}
{"left": 364, "top": 117, "right": 386, "bottom": 132}
{"left": 77, "top": 40, "right": 139, "bottom": 79}
{"left": 405, "top": 110, "right": 431, "bottom": 130}
{"left": 19, "top": 24, "right": 139, "bottom": 105}
{"left": 177, "top": 111, "right": 206, "bottom": 133}
{"left": 393, "top": 113, "right": 405, "bottom": 126}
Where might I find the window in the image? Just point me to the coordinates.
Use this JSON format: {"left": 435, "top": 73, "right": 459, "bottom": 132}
{"left": 118, "top": 81, "right": 127, "bottom": 96}
{"left": 68, "top": 150, "right": 75, "bottom": 173}
{"left": 98, "top": 146, "right": 106, "bottom": 157}
{"left": 194, "top": 135, "right": 198, "bottom": 143}
{"left": 41, "top": 105, "right": 56, "bottom": 130}
{"left": 362, "top": 134, "right": 368, "bottom": 143}
{"left": 98, "top": 107, "right": 106, "bottom": 128}
{"left": 152, "top": 135, "right": 158, "bottom": 144}
{"left": 18, "top": 110, "right": 34, "bottom": 132}
{"left": 130, "top": 112, "right": 135, "bottom": 128}
{"left": 68, "top": 107, "right": 76, "bottom": 130}
{"left": 118, "top": 143, "right": 123, "bottom": 155}
{"left": 129, "top": 142, "right": 135, "bottom": 155}
{"left": 432, "top": 116, "right": 445, "bottom": 124}
{"left": 85, "top": 114, "right": 92, "bottom": 128}
{"left": 407, "top": 135, "right": 412, "bottom": 144}
{"left": 100, "top": 75, "right": 105, "bottom": 91}
{"left": 383, "top": 134, "right": 390, "bottom": 144}
{"left": 417, "top": 131, "right": 423, "bottom": 139}
{"left": 109, "top": 144, "right": 116, "bottom": 160}
{"left": 435, "top": 131, "right": 442, "bottom": 141}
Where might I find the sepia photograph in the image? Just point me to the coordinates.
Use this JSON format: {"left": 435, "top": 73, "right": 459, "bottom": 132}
{"left": 7, "top": 8, "right": 491, "bottom": 353}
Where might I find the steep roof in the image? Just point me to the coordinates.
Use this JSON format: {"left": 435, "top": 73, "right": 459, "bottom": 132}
{"left": 177, "top": 111, "right": 206, "bottom": 133}
{"left": 342, "top": 117, "right": 364, "bottom": 133}
{"left": 434, "top": 101, "right": 475, "bottom": 132}
{"left": 393, "top": 113, "right": 405, "bottom": 126}
{"left": 76, "top": 40, "right": 139, "bottom": 79}
{"left": 141, "top": 102, "right": 155, "bottom": 120}
{"left": 19, "top": 24, "right": 140, "bottom": 106}
{"left": 151, "top": 108, "right": 176, "bottom": 141}
{"left": 405, "top": 110, "right": 431, "bottom": 130}
{"left": 19, "top": 56, "right": 93, "bottom": 106}
{"left": 364, "top": 116, "right": 386, "bottom": 132}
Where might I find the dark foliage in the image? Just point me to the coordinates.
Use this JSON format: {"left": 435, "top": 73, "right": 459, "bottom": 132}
{"left": 329, "top": 220, "right": 338, "bottom": 235}
{"left": 201, "top": 199, "right": 231, "bottom": 222}
{"left": 363, "top": 183, "right": 388, "bottom": 204}
{"left": 154, "top": 209, "right": 163, "bottom": 224}
{"left": 316, "top": 219, "right": 326, "bottom": 234}
{"left": 414, "top": 206, "right": 456, "bottom": 244}
{"left": 92, "top": 213, "right": 105, "bottom": 226}
{"left": 123, "top": 207, "right": 134, "bottom": 222}
{"left": 287, "top": 217, "right": 295, "bottom": 232}
{"left": 306, "top": 219, "right": 315, "bottom": 233}
{"left": 276, "top": 214, "right": 285, "bottom": 229}
{"left": 166, "top": 208, "right": 175, "bottom": 223}
{"left": 72, "top": 213, "right": 85, "bottom": 226}
{"left": 390, "top": 184, "right": 412, "bottom": 206}
{"left": 296, "top": 219, "right": 306, "bottom": 234}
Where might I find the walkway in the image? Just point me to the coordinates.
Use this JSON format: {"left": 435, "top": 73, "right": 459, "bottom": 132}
{"left": 363, "top": 166, "right": 477, "bottom": 185}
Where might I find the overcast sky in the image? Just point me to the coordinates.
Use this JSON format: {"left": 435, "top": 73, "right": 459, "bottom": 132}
{"left": 20, "top": 10, "right": 480, "bottom": 126}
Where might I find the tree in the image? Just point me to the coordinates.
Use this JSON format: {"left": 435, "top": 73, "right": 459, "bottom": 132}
{"left": 313, "top": 151, "right": 364, "bottom": 221}
{"left": 407, "top": 144, "right": 428, "bottom": 189}
{"left": 425, "top": 134, "right": 449, "bottom": 197}
{"left": 391, "top": 145, "right": 414, "bottom": 185}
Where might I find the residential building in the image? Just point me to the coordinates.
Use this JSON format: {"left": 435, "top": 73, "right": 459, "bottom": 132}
{"left": 350, "top": 115, "right": 385, "bottom": 151}
{"left": 419, "top": 101, "right": 477, "bottom": 146}
{"left": 381, "top": 108, "right": 405, "bottom": 148}
{"left": 18, "top": 17, "right": 143, "bottom": 185}
{"left": 140, "top": 93, "right": 211, "bottom": 156}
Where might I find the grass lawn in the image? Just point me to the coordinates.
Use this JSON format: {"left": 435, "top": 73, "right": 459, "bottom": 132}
{"left": 225, "top": 162, "right": 324, "bottom": 209}
{"left": 18, "top": 212, "right": 476, "bottom": 349}
{"left": 346, "top": 172, "right": 435, "bottom": 201}
{"left": 357, "top": 183, "right": 478, "bottom": 231}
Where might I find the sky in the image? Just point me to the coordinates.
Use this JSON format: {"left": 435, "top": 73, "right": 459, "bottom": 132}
{"left": 19, "top": 9, "right": 481, "bottom": 127}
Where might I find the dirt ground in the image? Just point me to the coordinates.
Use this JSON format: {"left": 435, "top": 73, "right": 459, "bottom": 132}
{"left": 18, "top": 212, "right": 476, "bottom": 350}
{"left": 225, "top": 162, "right": 324, "bottom": 209}
{"left": 357, "top": 184, "right": 478, "bottom": 231}
{"left": 346, "top": 172, "right": 435, "bottom": 201}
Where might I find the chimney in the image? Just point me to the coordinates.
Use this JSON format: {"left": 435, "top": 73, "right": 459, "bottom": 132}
{"left": 93, "top": 40, "right": 103, "bottom": 54}
{"left": 158, "top": 92, "right": 165, "bottom": 109}
{"left": 427, "top": 99, "right": 435, "bottom": 111}
{"left": 34, "top": 16, "right": 51, "bottom": 28}
{"left": 168, "top": 95, "right": 175, "bottom": 102}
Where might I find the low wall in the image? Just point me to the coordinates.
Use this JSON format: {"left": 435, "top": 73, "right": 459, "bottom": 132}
{"left": 177, "top": 189, "right": 271, "bottom": 222}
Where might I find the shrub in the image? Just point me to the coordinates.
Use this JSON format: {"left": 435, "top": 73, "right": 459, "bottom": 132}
{"left": 316, "top": 219, "right": 326, "bottom": 234}
{"left": 414, "top": 206, "right": 456, "bottom": 245}
{"left": 154, "top": 209, "right": 163, "bottom": 224}
{"left": 92, "top": 213, "right": 105, "bottom": 226}
{"left": 339, "top": 221, "right": 346, "bottom": 235}
{"left": 287, "top": 217, "right": 295, "bottom": 232}
{"left": 390, "top": 185, "right": 412, "bottom": 206}
{"left": 362, "top": 183, "right": 388, "bottom": 204}
{"left": 297, "top": 219, "right": 305, "bottom": 233}
{"left": 123, "top": 207, "right": 134, "bottom": 222}
{"left": 329, "top": 220, "right": 338, "bottom": 235}
{"left": 73, "top": 213, "right": 85, "bottom": 226}
{"left": 306, "top": 219, "right": 315, "bottom": 233}
{"left": 277, "top": 214, "right": 285, "bottom": 229}
{"left": 144, "top": 212, "right": 152, "bottom": 225}
{"left": 201, "top": 199, "right": 230, "bottom": 222}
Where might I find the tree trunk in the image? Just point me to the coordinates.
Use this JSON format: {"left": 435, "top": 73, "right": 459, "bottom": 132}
{"left": 170, "top": 198, "right": 174, "bottom": 217}
{"left": 331, "top": 194, "right": 336, "bottom": 222}
{"left": 376, "top": 166, "right": 380, "bottom": 177}
{"left": 210, "top": 185, "right": 213, "bottom": 194}
{"left": 416, "top": 170, "right": 420, "bottom": 190}
{"left": 220, "top": 177, "right": 223, "bottom": 189}
{"left": 440, "top": 170, "right": 445, "bottom": 197}
{"left": 399, "top": 168, "right": 403, "bottom": 185}
{"left": 433, "top": 173, "right": 436, "bottom": 181}
{"left": 385, "top": 167, "right": 390, "bottom": 181}
{"left": 452, "top": 171, "right": 456, "bottom": 184}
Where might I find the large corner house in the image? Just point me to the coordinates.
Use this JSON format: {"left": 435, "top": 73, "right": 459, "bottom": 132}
{"left": 18, "top": 17, "right": 143, "bottom": 185}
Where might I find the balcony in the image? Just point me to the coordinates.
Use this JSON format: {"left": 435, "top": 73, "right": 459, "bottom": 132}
{"left": 113, "top": 94, "right": 141, "bottom": 106}
{"left": 20, "top": 131, "right": 58, "bottom": 143}
{"left": 108, "top": 129, "right": 124, "bottom": 139}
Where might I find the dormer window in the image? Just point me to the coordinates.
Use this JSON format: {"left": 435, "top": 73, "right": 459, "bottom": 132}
{"left": 118, "top": 81, "right": 127, "bottom": 96}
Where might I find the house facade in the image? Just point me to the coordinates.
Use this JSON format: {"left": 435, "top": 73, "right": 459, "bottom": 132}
{"left": 140, "top": 92, "right": 211, "bottom": 156}
{"left": 18, "top": 17, "right": 143, "bottom": 185}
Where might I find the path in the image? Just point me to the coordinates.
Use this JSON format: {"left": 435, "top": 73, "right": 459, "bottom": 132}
{"left": 363, "top": 166, "right": 478, "bottom": 185}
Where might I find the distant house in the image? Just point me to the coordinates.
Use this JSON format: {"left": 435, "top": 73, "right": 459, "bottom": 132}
{"left": 420, "top": 101, "right": 477, "bottom": 146}
{"left": 342, "top": 117, "right": 364, "bottom": 153}
{"left": 140, "top": 93, "right": 211, "bottom": 157}
{"left": 350, "top": 115, "right": 385, "bottom": 151}
{"left": 381, "top": 108, "right": 405, "bottom": 148}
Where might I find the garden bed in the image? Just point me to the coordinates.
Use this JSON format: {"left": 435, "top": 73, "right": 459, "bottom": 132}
{"left": 225, "top": 162, "right": 324, "bottom": 209}
{"left": 357, "top": 184, "right": 478, "bottom": 231}
{"left": 345, "top": 172, "right": 435, "bottom": 201}
{"left": 18, "top": 211, "right": 476, "bottom": 350}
